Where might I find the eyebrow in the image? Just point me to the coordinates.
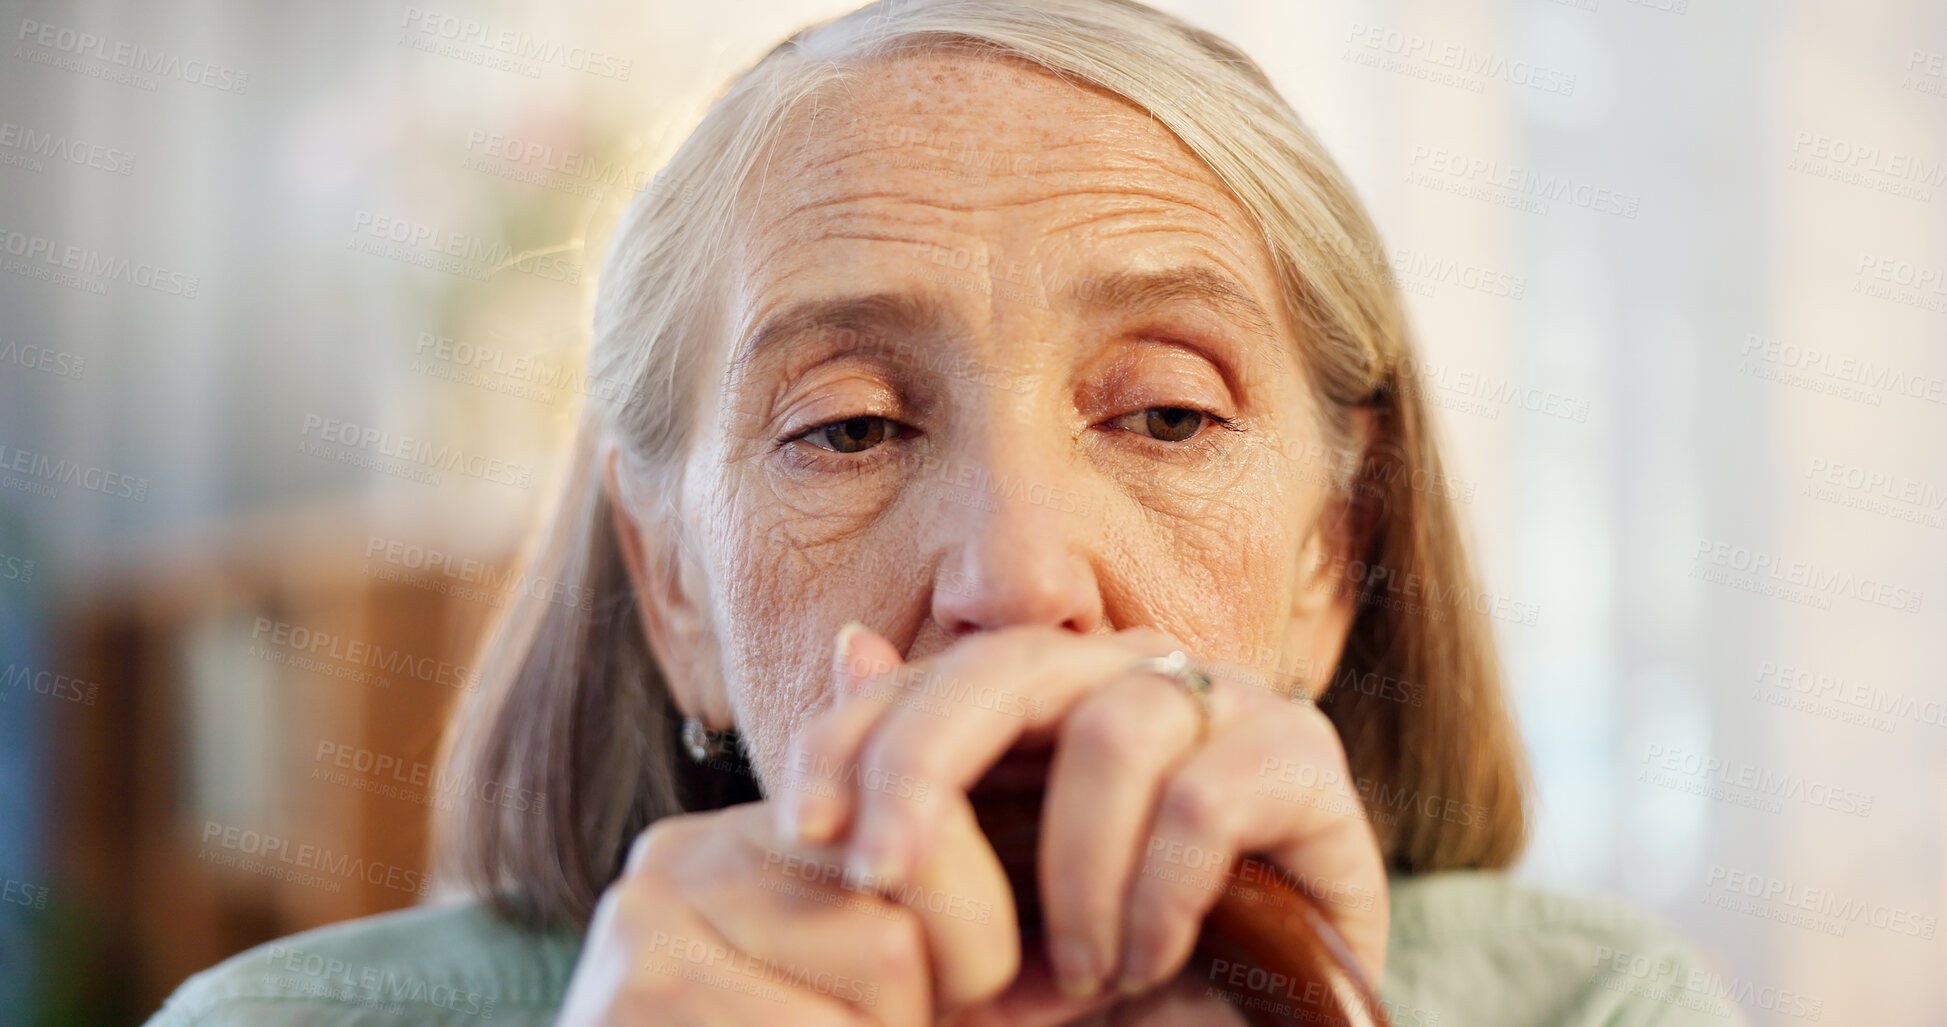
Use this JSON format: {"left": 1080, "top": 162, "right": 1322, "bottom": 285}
{"left": 730, "top": 264, "right": 1278, "bottom": 377}
{"left": 1066, "top": 266, "right": 1278, "bottom": 340}
{"left": 732, "top": 290, "right": 955, "bottom": 379}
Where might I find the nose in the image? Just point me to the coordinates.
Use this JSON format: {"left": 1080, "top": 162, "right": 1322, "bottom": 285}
{"left": 928, "top": 443, "right": 1104, "bottom": 638}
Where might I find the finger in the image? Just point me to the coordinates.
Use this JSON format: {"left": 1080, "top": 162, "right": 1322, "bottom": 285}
{"left": 638, "top": 914, "right": 873, "bottom": 1026}
{"left": 935, "top": 942, "right": 1123, "bottom": 1027}
{"left": 843, "top": 627, "right": 1177, "bottom": 888}
{"left": 775, "top": 621, "right": 908, "bottom": 845}
{"left": 1037, "top": 671, "right": 1204, "bottom": 999}
{"left": 594, "top": 858, "right": 877, "bottom": 1027}
{"left": 894, "top": 788, "right": 1023, "bottom": 1011}
{"left": 645, "top": 805, "right": 933, "bottom": 1025}
{"left": 1118, "top": 706, "right": 1387, "bottom": 993}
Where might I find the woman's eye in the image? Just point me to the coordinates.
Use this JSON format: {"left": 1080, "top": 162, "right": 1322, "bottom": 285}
{"left": 1112, "top": 406, "right": 1209, "bottom": 443}
{"left": 797, "top": 415, "right": 901, "bottom": 454}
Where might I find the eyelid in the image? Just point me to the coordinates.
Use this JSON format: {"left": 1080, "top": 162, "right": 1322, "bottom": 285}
{"left": 1106, "top": 404, "right": 1238, "bottom": 440}
{"left": 778, "top": 412, "right": 906, "bottom": 446}
{"left": 788, "top": 414, "right": 907, "bottom": 451}
{"left": 769, "top": 371, "right": 907, "bottom": 445}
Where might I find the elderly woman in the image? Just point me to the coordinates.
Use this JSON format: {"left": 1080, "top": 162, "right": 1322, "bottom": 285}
{"left": 150, "top": 1, "right": 1736, "bottom": 1025}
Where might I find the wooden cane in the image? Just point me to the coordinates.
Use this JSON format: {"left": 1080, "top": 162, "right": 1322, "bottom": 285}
{"left": 972, "top": 788, "right": 1391, "bottom": 1027}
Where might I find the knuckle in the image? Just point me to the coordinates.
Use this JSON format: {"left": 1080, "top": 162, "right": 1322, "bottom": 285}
{"left": 856, "top": 914, "right": 927, "bottom": 983}
{"left": 624, "top": 819, "right": 681, "bottom": 878}
{"left": 860, "top": 727, "right": 933, "bottom": 784}
{"left": 791, "top": 715, "right": 852, "bottom": 770}
{"left": 1157, "top": 772, "right": 1234, "bottom": 840}
{"left": 619, "top": 960, "right": 688, "bottom": 1006}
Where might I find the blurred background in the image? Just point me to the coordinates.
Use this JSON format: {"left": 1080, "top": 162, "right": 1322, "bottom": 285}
{"left": 1, "top": 0, "right": 1942, "bottom": 1022}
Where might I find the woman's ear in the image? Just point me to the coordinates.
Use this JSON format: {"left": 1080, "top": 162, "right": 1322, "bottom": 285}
{"left": 1282, "top": 409, "right": 1380, "bottom": 700}
{"left": 602, "top": 444, "right": 732, "bottom": 729}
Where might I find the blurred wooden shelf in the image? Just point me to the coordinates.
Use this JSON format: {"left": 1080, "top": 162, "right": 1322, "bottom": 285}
{"left": 51, "top": 494, "right": 528, "bottom": 1018}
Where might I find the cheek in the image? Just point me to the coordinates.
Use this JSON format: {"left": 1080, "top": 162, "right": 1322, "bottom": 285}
{"left": 1112, "top": 441, "right": 1309, "bottom": 668}
{"left": 701, "top": 472, "right": 928, "bottom": 787}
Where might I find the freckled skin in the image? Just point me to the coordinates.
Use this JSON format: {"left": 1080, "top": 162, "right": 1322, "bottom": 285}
{"left": 670, "top": 52, "right": 1336, "bottom": 794}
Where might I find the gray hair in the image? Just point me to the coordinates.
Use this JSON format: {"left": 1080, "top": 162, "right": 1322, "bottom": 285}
{"left": 436, "top": 0, "right": 1526, "bottom": 929}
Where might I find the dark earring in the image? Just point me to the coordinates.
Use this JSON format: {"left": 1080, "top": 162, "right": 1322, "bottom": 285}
{"left": 682, "top": 716, "right": 737, "bottom": 763}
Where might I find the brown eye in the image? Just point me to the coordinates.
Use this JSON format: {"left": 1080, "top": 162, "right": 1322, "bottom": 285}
{"left": 804, "top": 416, "right": 898, "bottom": 453}
{"left": 1115, "top": 406, "right": 1207, "bottom": 442}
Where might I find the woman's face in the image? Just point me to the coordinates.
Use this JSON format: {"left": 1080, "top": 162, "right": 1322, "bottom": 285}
{"left": 626, "top": 53, "right": 1359, "bottom": 786}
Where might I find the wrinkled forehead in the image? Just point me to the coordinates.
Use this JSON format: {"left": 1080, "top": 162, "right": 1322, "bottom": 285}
{"left": 723, "top": 50, "right": 1282, "bottom": 348}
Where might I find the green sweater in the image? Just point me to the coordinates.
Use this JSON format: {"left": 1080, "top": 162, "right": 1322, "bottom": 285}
{"left": 145, "top": 870, "right": 1748, "bottom": 1025}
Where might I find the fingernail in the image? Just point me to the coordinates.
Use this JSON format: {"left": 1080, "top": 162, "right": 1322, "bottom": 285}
{"left": 1054, "top": 938, "right": 1101, "bottom": 999}
{"left": 833, "top": 620, "right": 867, "bottom": 697}
{"left": 773, "top": 789, "right": 800, "bottom": 839}
{"left": 1115, "top": 946, "right": 1150, "bottom": 997}
{"left": 795, "top": 794, "right": 838, "bottom": 843}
